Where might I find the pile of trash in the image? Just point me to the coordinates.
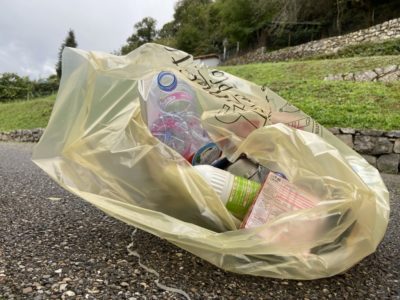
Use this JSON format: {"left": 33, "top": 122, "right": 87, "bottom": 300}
{"left": 32, "top": 43, "right": 390, "bottom": 279}
{"left": 141, "top": 69, "right": 318, "bottom": 229}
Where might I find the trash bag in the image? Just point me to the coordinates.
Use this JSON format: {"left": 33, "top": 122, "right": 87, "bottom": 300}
{"left": 32, "top": 43, "right": 390, "bottom": 280}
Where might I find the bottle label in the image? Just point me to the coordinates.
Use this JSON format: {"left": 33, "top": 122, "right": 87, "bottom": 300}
{"left": 225, "top": 176, "right": 261, "bottom": 219}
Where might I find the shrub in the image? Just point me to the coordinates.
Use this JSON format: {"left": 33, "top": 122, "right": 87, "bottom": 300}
{"left": 0, "top": 73, "right": 59, "bottom": 102}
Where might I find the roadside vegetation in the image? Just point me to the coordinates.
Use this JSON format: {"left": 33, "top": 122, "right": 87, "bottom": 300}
{"left": 0, "top": 95, "right": 55, "bottom": 131}
{"left": 1, "top": 55, "right": 399, "bottom": 132}
{"left": 222, "top": 55, "right": 400, "bottom": 130}
{"left": 2, "top": 2, "right": 400, "bottom": 133}
{"left": 120, "top": 0, "right": 400, "bottom": 57}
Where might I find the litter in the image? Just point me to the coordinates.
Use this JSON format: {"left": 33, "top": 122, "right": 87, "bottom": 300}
{"left": 32, "top": 43, "right": 390, "bottom": 279}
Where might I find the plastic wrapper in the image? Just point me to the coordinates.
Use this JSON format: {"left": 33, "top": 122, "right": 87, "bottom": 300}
{"left": 32, "top": 43, "right": 390, "bottom": 279}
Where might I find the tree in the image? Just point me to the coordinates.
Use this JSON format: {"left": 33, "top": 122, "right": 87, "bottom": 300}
{"left": 118, "top": 0, "right": 400, "bottom": 57}
{"left": 157, "top": 21, "right": 178, "bottom": 48}
{"left": 0, "top": 73, "right": 31, "bottom": 102}
{"left": 32, "top": 75, "right": 59, "bottom": 97}
{"left": 173, "top": 0, "right": 217, "bottom": 55}
{"left": 56, "top": 29, "right": 78, "bottom": 80}
{"left": 215, "top": 0, "right": 279, "bottom": 49}
{"left": 121, "top": 17, "right": 158, "bottom": 54}
{"left": 158, "top": 21, "right": 177, "bottom": 40}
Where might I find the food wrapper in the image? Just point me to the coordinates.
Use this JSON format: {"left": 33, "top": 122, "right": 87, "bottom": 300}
{"left": 32, "top": 43, "right": 390, "bottom": 279}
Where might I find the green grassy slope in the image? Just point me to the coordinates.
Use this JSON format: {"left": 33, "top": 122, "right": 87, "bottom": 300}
{"left": 0, "top": 95, "right": 56, "bottom": 131}
{"left": 221, "top": 56, "right": 400, "bottom": 130}
{"left": 1, "top": 55, "right": 399, "bottom": 131}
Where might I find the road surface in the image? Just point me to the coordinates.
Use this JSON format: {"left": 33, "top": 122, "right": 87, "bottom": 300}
{"left": 0, "top": 142, "right": 399, "bottom": 299}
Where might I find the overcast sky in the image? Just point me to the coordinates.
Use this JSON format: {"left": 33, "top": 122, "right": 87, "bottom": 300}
{"left": 0, "top": 0, "right": 177, "bottom": 79}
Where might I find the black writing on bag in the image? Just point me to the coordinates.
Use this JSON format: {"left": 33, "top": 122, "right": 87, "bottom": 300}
{"left": 166, "top": 48, "right": 271, "bottom": 129}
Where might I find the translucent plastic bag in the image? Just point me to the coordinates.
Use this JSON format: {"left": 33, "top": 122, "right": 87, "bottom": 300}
{"left": 32, "top": 43, "right": 390, "bottom": 279}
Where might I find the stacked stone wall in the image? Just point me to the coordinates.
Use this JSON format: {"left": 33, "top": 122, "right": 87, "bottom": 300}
{"left": 1, "top": 127, "right": 399, "bottom": 174}
{"left": 226, "top": 18, "right": 400, "bottom": 65}
{"left": 325, "top": 64, "right": 400, "bottom": 82}
{"left": 0, "top": 128, "right": 44, "bottom": 143}
{"left": 328, "top": 127, "right": 400, "bottom": 174}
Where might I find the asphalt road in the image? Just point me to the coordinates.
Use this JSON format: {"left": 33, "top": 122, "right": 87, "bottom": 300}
{"left": 0, "top": 142, "right": 399, "bottom": 300}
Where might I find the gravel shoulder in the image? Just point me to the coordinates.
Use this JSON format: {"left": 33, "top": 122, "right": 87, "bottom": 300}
{"left": 0, "top": 142, "right": 399, "bottom": 299}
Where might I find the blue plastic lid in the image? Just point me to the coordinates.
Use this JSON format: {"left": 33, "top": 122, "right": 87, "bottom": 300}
{"left": 157, "top": 71, "right": 177, "bottom": 92}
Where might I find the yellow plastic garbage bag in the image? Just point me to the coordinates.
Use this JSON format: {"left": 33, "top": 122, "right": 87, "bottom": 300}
{"left": 32, "top": 43, "right": 390, "bottom": 280}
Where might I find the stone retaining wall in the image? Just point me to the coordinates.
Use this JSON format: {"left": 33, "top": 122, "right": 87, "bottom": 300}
{"left": 1, "top": 127, "right": 399, "bottom": 174}
{"left": 226, "top": 18, "right": 400, "bottom": 65}
{"left": 329, "top": 127, "right": 400, "bottom": 174}
{"left": 0, "top": 128, "right": 44, "bottom": 143}
{"left": 324, "top": 64, "right": 400, "bottom": 82}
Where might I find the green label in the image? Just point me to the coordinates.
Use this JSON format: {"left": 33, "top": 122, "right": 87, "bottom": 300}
{"left": 225, "top": 176, "right": 261, "bottom": 220}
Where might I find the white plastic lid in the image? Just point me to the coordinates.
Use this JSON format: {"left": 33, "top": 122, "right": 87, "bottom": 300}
{"left": 194, "top": 165, "right": 234, "bottom": 205}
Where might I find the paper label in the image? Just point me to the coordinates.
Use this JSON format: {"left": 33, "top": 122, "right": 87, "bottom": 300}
{"left": 242, "top": 173, "right": 317, "bottom": 228}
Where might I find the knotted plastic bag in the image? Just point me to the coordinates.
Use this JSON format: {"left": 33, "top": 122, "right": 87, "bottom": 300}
{"left": 32, "top": 43, "right": 390, "bottom": 279}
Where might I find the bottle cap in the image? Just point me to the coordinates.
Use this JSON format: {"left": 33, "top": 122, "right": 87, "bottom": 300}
{"left": 157, "top": 71, "right": 177, "bottom": 92}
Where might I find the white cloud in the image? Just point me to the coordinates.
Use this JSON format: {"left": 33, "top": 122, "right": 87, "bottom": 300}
{"left": 0, "top": 0, "right": 177, "bottom": 79}
{"left": 0, "top": 41, "right": 55, "bottom": 79}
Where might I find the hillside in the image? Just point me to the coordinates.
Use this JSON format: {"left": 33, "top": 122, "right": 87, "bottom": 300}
{"left": 1, "top": 55, "right": 399, "bottom": 132}
{"left": 225, "top": 18, "right": 400, "bottom": 66}
{"left": 221, "top": 55, "right": 400, "bottom": 130}
{"left": 0, "top": 95, "right": 55, "bottom": 131}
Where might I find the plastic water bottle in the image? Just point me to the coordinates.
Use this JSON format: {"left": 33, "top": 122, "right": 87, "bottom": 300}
{"left": 144, "top": 71, "right": 211, "bottom": 160}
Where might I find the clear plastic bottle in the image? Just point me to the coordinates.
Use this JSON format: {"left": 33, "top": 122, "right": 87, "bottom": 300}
{"left": 142, "top": 71, "right": 211, "bottom": 160}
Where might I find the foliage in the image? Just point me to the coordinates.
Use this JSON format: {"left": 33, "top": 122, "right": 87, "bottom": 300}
{"left": 33, "top": 75, "right": 59, "bottom": 97}
{"left": 129, "top": 0, "right": 400, "bottom": 56}
{"left": 173, "top": 0, "right": 219, "bottom": 55}
{"left": 121, "top": 17, "right": 158, "bottom": 55}
{"left": 0, "top": 73, "right": 59, "bottom": 103}
{"left": 0, "top": 73, "right": 32, "bottom": 102}
{"left": 214, "top": 0, "right": 280, "bottom": 49}
{"left": 221, "top": 55, "right": 400, "bottom": 130}
{"left": 157, "top": 21, "right": 178, "bottom": 48}
{"left": 56, "top": 29, "right": 78, "bottom": 79}
{"left": 2, "top": 56, "right": 399, "bottom": 131}
{"left": 0, "top": 94, "right": 56, "bottom": 131}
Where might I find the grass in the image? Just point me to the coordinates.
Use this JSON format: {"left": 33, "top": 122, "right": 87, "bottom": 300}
{"left": 221, "top": 55, "right": 400, "bottom": 130}
{"left": 1, "top": 55, "right": 400, "bottom": 131}
{"left": 0, "top": 94, "right": 56, "bottom": 131}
